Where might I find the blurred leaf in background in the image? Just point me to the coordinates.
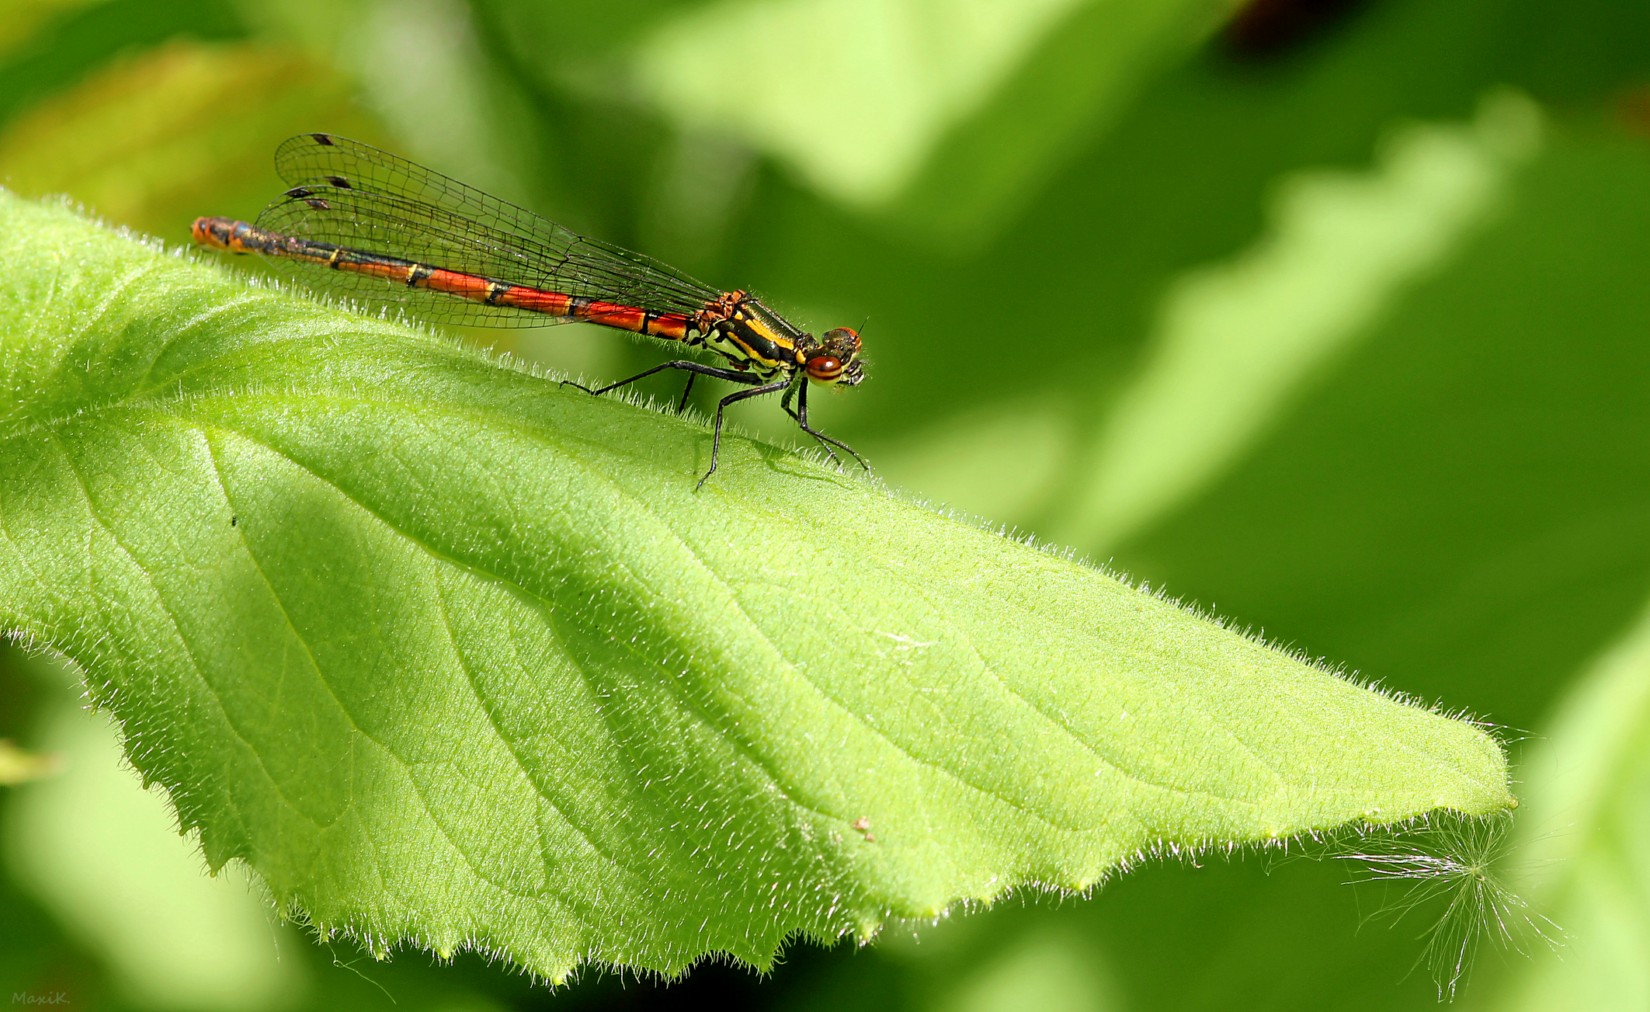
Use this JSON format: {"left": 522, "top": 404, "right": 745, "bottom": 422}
{"left": 2, "top": 0, "right": 1647, "bottom": 1007}
{"left": 6, "top": 692, "right": 303, "bottom": 1012}
{"left": 0, "top": 41, "right": 367, "bottom": 233}
{"left": 1473, "top": 597, "right": 1650, "bottom": 1011}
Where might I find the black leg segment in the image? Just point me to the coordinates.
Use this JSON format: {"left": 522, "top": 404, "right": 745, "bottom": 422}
{"left": 566, "top": 361, "right": 868, "bottom": 486}
{"left": 700, "top": 378, "right": 792, "bottom": 489}
{"left": 791, "top": 381, "right": 870, "bottom": 471}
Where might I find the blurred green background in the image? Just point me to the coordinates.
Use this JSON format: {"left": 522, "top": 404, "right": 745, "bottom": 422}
{"left": 2, "top": 0, "right": 1646, "bottom": 1008}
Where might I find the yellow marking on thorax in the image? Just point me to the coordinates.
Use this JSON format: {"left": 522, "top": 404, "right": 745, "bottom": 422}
{"left": 729, "top": 308, "right": 793, "bottom": 367}
{"left": 756, "top": 320, "right": 793, "bottom": 350}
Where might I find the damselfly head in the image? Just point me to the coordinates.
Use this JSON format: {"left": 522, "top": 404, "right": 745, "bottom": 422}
{"left": 804, "top": 327, "right": 865, "bottom": 387}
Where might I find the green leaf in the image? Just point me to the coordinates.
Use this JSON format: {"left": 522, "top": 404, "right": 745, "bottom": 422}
{"left": 0, "top": 191, "right": 1512, "bottom": 980}
{"left": 0, "top": 41, "right": 373, "bottom": 239}
{"left": 7, "top": 691, "right": 301, "bottom": 1010}
{"left": 1047, "top": 91, "right": 1544, "bottom": 551}
{"left": 625, "top": 0, "right": 1102, "bottom": 208}
{"left": 1112, "top": 120, "right": 1650, "bottom": 722}
{"left": 619, "top": 0, "right": 1224, "bottom": 219}
{"left": 1473, "top": 597, "right": 1650, "bottom": 1010}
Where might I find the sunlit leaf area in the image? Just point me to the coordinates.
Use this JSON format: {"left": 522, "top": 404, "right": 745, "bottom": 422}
{"left": 1, "top": 0, "right": 1645, "bottom": 1008}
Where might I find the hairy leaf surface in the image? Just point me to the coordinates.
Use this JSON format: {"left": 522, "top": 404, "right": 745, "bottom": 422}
{"left": 0, "top": 193, "right": 1512, "bottom": 978}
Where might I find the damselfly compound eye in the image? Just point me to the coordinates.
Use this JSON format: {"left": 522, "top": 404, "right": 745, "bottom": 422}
{"left": 805, "top": 356, "right": 844, "bottom": 382}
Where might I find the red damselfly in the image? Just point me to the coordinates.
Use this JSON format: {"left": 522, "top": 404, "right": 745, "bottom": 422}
{"left": 192, "top": 133, "right": 867, "bottom": 487}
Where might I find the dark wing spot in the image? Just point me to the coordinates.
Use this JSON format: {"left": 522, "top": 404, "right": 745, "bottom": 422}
{"left": 311, "top": 132, "right": 335, "bottom": 146}
{"left": 305, "top": 198, "right": 331, "bottom": 210}
{"left": 284, "top": 186, "right": 312, "bottom": 198}
{"left": 326, "top": 175, "right": 352, "bottom": 189}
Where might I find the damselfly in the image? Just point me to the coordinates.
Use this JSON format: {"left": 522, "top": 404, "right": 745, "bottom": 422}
{"left": 192, "top": 133, "right": 867, "bottom": 487}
